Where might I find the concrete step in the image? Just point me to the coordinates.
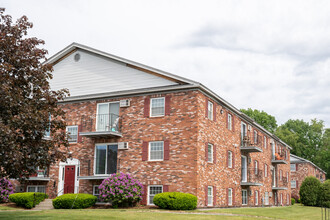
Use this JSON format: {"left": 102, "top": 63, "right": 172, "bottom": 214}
{"left": 33, "top": 199, "right": 54, "bottom": 210}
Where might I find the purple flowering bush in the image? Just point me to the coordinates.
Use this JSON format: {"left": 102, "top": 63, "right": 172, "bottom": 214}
{"left": 0, "top": 178, "right": 14, "bottom": 203}
{"left": 98, "top": 173, "right": 143, "bottom": 208}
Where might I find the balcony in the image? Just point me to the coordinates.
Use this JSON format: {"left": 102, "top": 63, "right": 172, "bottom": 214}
{"left": 240, "top": 134, "right": 263, "bottom": 153}
{"left": 241, "top": 168, "right": 263, "bottom": 186}
{"left": 80, "top": 113, "right": 122, "bottom": 138}
{"left": 77, "top": 159, "right": 121, "bottom": 180}
{"left": 271, "top": 152, "right": 288, "bottom": 164}
{"left": 272, "top": 177, "right": 288, "bottom": 190}
{"left": 28, "top": 169, "right": 50, "bottom": 181}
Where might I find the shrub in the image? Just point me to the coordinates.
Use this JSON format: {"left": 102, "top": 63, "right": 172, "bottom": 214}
{"left": 9, "top": 192, "right": 48, "bottom": 209}
{"left": 298, "top": 198, "right": 301, "bottom": 203}
{"left": 291, "top": 198, "right": 295, "bottom": 205}
{"left": 98, "top": 173, "right": 143, "bottom": 208}
{"left": 318, "top": 180, "right": 330, "bottom": 208}
{"left": 0, "top": 178, "right": 14, "bottom": 203}
{"left": 299, "top": 176, "right": 321, "bottom": 206}
{"left": 153, "top": 192, "right": 197, "bottom": 210}
{"left": 52, "top": 193, "right": 97, "bottom": 209}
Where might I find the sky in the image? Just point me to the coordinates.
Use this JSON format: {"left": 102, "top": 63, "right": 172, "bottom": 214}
{"left": 3, "top": 0, "right": 330, "bottom": 127}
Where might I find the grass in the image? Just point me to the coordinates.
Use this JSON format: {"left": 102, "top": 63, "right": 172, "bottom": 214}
{"left": 0, "top": 204, "right": 324, "bottom": 219}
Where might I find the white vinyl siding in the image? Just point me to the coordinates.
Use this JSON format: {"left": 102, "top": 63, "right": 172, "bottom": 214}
{"left": 150, "top": 97, "right": 165, "bottom": 117}
{"left": 66, "top": 126, "right": 78, "bottom": 143}
{"left": 208, "top": 143, "right": 213, "bottom": 163}
{"left": 148, "top": 185, "right": 163, "bottom": 205}
{"left": 208, "top": 101, "right": 213, "bottom": 120}
{"left": 208, "top": 186, "right": 213, "bottom": 206}
{"left": 149, "top": 141, "right": 164, "bottom": 161}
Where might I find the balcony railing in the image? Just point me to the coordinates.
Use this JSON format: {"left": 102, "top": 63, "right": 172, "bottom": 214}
{"left": 78, "top": 159, "right": 121, "bottom": 180}
{"left": 240, "top": 133, "right": 263, "bottom": 152}
{"left": 271, "top": 151, "right": 288, "bottom": 164}
{"left": 241, "top": 168, "right": 263, "bottom": 186}
{"left": 80, "top": 113, "right": 122, "bottom": 138}
{"left": 29, "top": 168, "right": 50, "bottom": 181}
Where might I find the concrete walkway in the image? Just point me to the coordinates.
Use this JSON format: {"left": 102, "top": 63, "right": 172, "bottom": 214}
{"left": 33, "top": 199, "right": 54, "bottom": 211}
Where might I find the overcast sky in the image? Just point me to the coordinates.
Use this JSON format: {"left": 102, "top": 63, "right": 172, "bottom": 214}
{"left": 3, "top": 0, "right": 330, "bottom": 127}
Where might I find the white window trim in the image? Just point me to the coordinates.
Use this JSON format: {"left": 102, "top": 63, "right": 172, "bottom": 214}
{"left": 93, "top": 185, "right": 99, "bottom": 196}
{"left": 208, "top": 101, "right": 213, "bottom": 120}
{"left": 290, "top": 164, "right": 296, "bottom": 171}
{"left": 149, "top": 141, "right": 164, "bottom": 161}
{"left": 254, "top": 161, "right": 258, "bottom": 174}
{"left": 242, "top": 189, "right": 248, "bottom": 205}
{"left": 280, "top": 170, "right": 282, "bottom": 181}
{"left": 27, "top": 185, "right": 46, "bottom": 193}
{"left": 228, "top": 151, "right": 232, "bottom": 168}
{"left": 228, "top": 188, "right": 233, "bottom": 206}
{"left": 148, "top": 185, "right": 163, "bottom": 205}
{"left": 96, "top": 102, "right": 120, "bottom": 131}
{"left": 66, "top": 125, "right": 78, "bottom": 143}
{"left": 254, "top": 130, "right": 258, "bottom": 143}
{"left": 208, "top": 143, "right": 213, "bottom": 163}
{"left": 150, "top": 97, "right": 165, "bottom": 117}
{"left": 208, "top": 186, "right": 213, "bottom": 206}
{"left": 291, "top": 180, "right": 297, "bottom": 188}
{"left": 264, "top": 136, "right": 267, "bottom": 149}
{"left": 255, "top": 191, "right": 258, "bottom": 205}
{"left": 228, "top": 114, "right": 232, "bottom": 130}
{"left": 265, "top": 164, "right": 268, "bottom": 177}
{"left": 94, "top": 143, "right": 118, "bottom": 176}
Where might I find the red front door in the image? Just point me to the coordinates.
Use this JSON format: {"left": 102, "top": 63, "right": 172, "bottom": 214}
{"left": 64, "top": 165, "right": 75, "bottom": 194}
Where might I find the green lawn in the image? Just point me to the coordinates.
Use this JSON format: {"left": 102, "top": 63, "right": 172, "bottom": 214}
{"left": 0, "top": 204, "right": 324, "bottom": 219}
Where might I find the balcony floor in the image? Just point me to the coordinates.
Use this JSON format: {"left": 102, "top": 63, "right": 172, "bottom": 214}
{"left": 78, "top": 175, "right": 111, "bottom": 180}
{"left": 240, "top": 146, "right": 263, "bottom": 153}
{"left": 241, "top": 182, "right": 263, "bottom": 186}
{"left": 80, "top": 131, "right": 122, "bottom": 138}
{"left": 28, "top": 177, "right": 50, "bottom": 181}
{"left": 272, "top": 187, "right": 288, "bottom": 190}
{"left": 271, "top": 160, "right": 288, "bottom": 164}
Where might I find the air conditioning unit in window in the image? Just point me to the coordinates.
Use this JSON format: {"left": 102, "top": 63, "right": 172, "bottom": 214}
{"left": 120, "top": 99, "right": 130, "bottom": 107}
{"left": 118, "top": 142, "right": 129, "bottom": 150}
{"left": 248, "top": 125, "right": 252, "bottom": 131}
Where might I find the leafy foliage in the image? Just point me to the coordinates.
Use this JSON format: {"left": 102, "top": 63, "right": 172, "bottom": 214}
{"left": 318, "top": 180, "right": 330, "bottom": 208}
{"left": 98, "top": 173, "right": 143, "bottom": 208}
{"left": 52, "top": 193, "right": 97, "bottom": 209}
{"left": 291, "top": 198, "right": 295, "bottom": 205}
{"left": 9, "top": 192, "right": 48, "bottom": 209}
{"left": 299, "top": 176, "right": 321, "bottom": 206}
{"left": 240, "top": 108, "right": 277, "bottom": 133}
{"left": 153, "top": 192, "right": 197, "bottom": 210}
{"left": 0, "top": 178, "right": 14, "bottom": 203}
{"left": 0, "top": 8, "right": 69, "bottom": 179}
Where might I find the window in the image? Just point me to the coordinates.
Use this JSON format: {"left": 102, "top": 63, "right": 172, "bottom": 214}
{"left": 150, "top": 97, "right": 165, "bottom": 117}
{"left": 228, "top": 188, "right": 232, "bottom": 206}
{"left": 255, "top": 191, "right": 258, "bottom": 205}
{"left": 264, "top": 136, "right": 267, "bottom": 148}
{"left": 96, "top": 102, "right": 120, "bottom": 132}
{"left": 44, "top": 114, "right": 51, "bottom": 137}
{"left": 95, "top": 144, "right": 118, "bottom": 175}
{"left": 280, "top": 193, "right": 283, "bottom": 205}
{"left": 290, "top": 164, "right": 296, "bottom": 171}
{"left": 66, "top": 126, "right": 78, "bottom": 143}
{"left": 228, "top": 151, "right": 232, "bottom": 168}
{"left": 254, "top": 130, "right": 258, "bottom": 143}
{"left": 280, "top": 170, "right": 282, "bottom": 181}
{"left": 291, "top": 181, "right": 296, "bottom": 188}
{"left": 149, "top": 141, "right": 164, "bottom": 161}
{"left": 265, "top": 164, "right": 268, "bottom": 177}
{"left": 27, "top": 185, "right": 46, "bottom": 193}
{"left": 208, "top": 186, "right": 213, "bottom": 206}
{"left": 148, "top": 185, "right": 163, "bottom": 205}
{"left": 286, "top": 172, "right": 289, "bottom": 180}
{"left": 254, "top": 161, "right": 258, "bottom": 174}
{"left": 228, "top": 114, "right": 232, "bottom": 130}
{"left": 208, "top": 101, "right": 213, "bottom": 120}
{"left": 93, "top": 185, "right": 100, "bottom": 200}
{"left": 242, "top": 190, "right": 248, "bottom": 205}
{"left": 208, "top": 143, "right": 213, "bottom": 163}
{"left": 264, "top": 192, "right": 269, "bottom": 205}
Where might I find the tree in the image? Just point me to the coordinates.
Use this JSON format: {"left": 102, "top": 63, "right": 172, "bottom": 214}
{"left": 0, "top": 8, "right": 69, "bottom": 179}
{"left": 299, "top": 176, "right": 321, "bottom": 206}
{"left": 240, "top": 108, "right": 278, "bottom": 133}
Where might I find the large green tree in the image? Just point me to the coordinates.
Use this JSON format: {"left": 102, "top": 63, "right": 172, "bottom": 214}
{"left": 0, "top": 9, "right": 69, "bottom": 179}
{"left": 240, "top": 108, "right": 278, "bottom": 133}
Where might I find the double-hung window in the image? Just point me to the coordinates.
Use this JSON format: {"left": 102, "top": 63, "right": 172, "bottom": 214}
{"left": 150, "top": 97, "right": 165, "bottom": 117}
{"left": 228, "top": 188, "right": 233, "bottom": 206}
{"left": 264, "top": 136, "right": 267, "bottom": 148}
{"left": 95, "top": 144, "right": 118, "bottom": 175}
{"left": 228, "top": 114, "right": 232, "bottom": 130}
{"left": 254, "top": 130, "right": 258, "bottom": 143}
{"left": 66, "top": 126, "right": 78, "bottom": 143}
{"left": 290, "top": 164, "right": 296, "bottom": 171}
{"left": 149, "top": 141, "right": 164, "bottom": 161}
{"left": 228, "top": 151, "right": 232, "bottom": 168}
{"left": 254, "top": 161, "right": 258, "bottom": 174}
{"left": 264, "top": 164, "right": 268, "bottom": 177}
{"left": 93, "top": 185, "right": 100, "bottom": 201}
{"left": 242, "top": 190, "right": 248, "bottom": 205}
{"left": 255, "top": 191, "right": 258, "bottom": 205}
{"left": 27, "top": 185, "right": 46, "bottom": 193}
{"left": 291, "top": 181, "right": 296, "bottom": 188}
{"left": 208, "top": 101, "right": 213, "bottom": 120}
{"left": 208, "top": 143, "right": 213, "bottom": 163}
{"left": 208, "top": 186, "right": 213, "bottom": 206}
{"left": 149, "top": 185, "right": 163, "bottom": 205}
{"left": 280, "top": 170, "right": 283, "bottom": 181}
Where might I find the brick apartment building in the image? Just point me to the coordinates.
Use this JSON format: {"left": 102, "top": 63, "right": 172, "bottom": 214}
{"left": 290, "top": 154, "right": 326, "bottom": 200}
{"left": 12, "top": 43, "right": 292, "bottom": 207}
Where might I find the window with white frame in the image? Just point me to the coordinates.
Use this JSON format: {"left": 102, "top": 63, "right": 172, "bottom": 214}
{"left": 27, "top": 185, "right": 46, "bottom": 193}
{"left": 291, "top": 180, "right": 296, "bottom": 188}
{"left": 44, "top": 114, "right": 51, "bottom": 137}
{"left": 208, "top": 143, "right": 213, "bottom": 163}
{"left": 265, "top": 164, "right": 268, "bottom": 177}
{"left": 149, "top": 141, "right": 164, "bottom": 161}
{"left": 93, "top": 185, "right": 100, "bottom": 200}
{"left": 148, "top": 185, "right": 163, "bottom": 205}
{"left": 242, "top": 190, "right": 248, "bottom": 205}
{"left": 264, "top": 136, "right": 267, "bottom": 148}
{"left": 208, "top": 186, "right": 213, "bottom": 206}
{"left": 228, "top": 188, "right": 233, "bottom": 206}
{"left": 95, "top": 144, "right": 118, "bottom": 175}
{"left": 286, "top": 172, "right": 289, "bottom": 180}
{"left": 280, "top": 170, "right": 282, "bottom": 181}
{"left": 150, "top": 97, "right": 165, "bottom": 117}
{"left": 255, "top": 191, "right": 258, "bottom": 205}
{"left": 228, "top": 114, "right": 232, "bottom": 130}
{"left": 290, "top": 164, "right": 296, "bottom": 171}
{"left": 66, "top": 126, "right": 78, "bottom": 143}
{"left": 208, "top": 101, "right": 213, "bottom": 120}
{"left": 228, "top": 151, "right": 232, "bottom": 168}
{"left": 254, "top": 130, "right": 258, "bottom": 143}
{"left": 254, "top": 161, "right": 258, "bottom": 174}
{"left": 280, "top": 193, "right": 283, "bottom": 205}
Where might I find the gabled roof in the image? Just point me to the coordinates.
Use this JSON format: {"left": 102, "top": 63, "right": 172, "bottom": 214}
{"left": 46, "top": 42, "right": 292, "bottom": 150}
{"left": 290, "top": 154, "right": 326, "bottom": 174}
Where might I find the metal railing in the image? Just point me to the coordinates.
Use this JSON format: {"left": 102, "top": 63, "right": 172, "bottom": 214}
{"left": 241, "top": 168, "right": 263, "bottom": 183}
{"left": 241, "top": 133, "right": 262, "bottom": 148}
{"left": 272, "top": 151, "right": 285, "bottom": 161}
{"left": 30, "top": 168, "right": 49, "bottom": 178}
{"left": 78, "top": 159, "right": 120, "bottom": 177}
{"left": 81, "top": 113, "right": 121, "bottom": 133}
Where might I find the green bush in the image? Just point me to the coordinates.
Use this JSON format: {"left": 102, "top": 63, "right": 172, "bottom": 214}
{"left": 9, "top": 192, "right": 48, "bottom": 209}
{"left": 153, "top": 192, "right": 197, "bottom": 210}
{"left": 318, "top": 180, "right": 330, "bottom": 208}
{"left": 291, "top": 198, "right": 295, "bottom": 205}
{"left": 298, "top": 198, "right": 301, "bottom": 203}
{"left": 52, "top": 193, "right": 97, "bottom": 209}
{"left": 299, "top": 176, "right": 321, "bottom": 206}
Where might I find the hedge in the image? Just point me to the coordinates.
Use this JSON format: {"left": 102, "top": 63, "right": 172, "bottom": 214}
{"left": 52, "top": 193, "right": 97, "bottom": 209}
{"left": 318, "top": 180, "right": 330, "bottom": 208}
{"left": 9, "top": 192, "right": 48, "bottom": 209}
{"left": 299, "top": 176, "right": 321, "bottom": 206}
{"left": 153, "top": 192, "right": 197, "bottom": 210}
